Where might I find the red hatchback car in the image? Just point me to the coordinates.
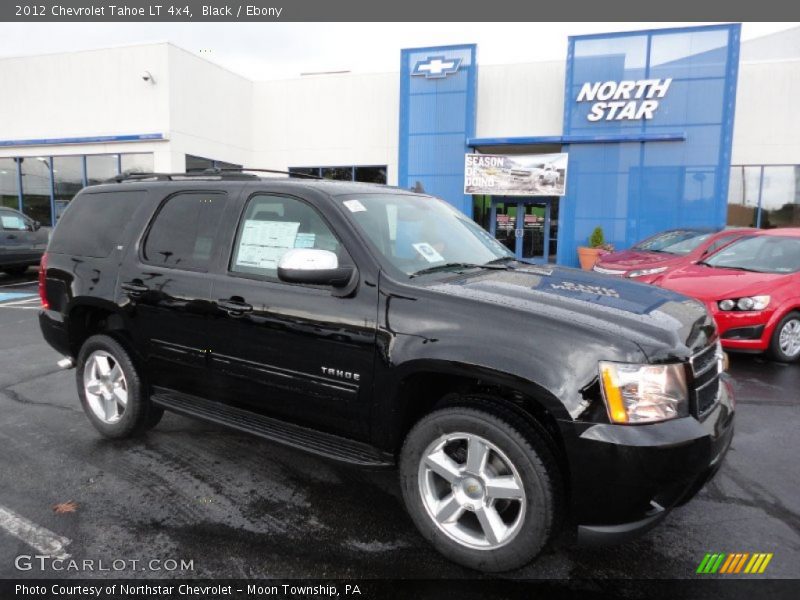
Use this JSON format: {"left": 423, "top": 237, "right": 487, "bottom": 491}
{"left": 656, "top": 229, "right": 800, "bottom": 362}
{"left": 593, "top": 228, "right": 753, "bottom": 283}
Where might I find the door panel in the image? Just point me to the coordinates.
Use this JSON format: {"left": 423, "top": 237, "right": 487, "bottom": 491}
{"left": 0, "top": 210, "right": 38, "bottom": 264}
{"left": 206, "top": 192, "right": 378, "bottom": 439}
{"left": 117, "top": 190, "right": 230, "bottom": 398}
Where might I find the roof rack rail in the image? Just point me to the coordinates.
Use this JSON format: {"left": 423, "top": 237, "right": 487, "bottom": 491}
{"left": 220, "top": 167, "right": 323, "bottom": 179}
{"left": 107, "top": 169, "right": 259, "bottom": 183}
{"left": 107, "top": 166, "right": 323, "bottom": 183}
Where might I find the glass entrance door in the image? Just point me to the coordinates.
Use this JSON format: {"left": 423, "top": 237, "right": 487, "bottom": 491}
{"left": 488, "top": 198, "right": 558, "bottom": 263}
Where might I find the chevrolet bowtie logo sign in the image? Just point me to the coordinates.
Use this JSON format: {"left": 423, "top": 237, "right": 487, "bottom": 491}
{"left": 412, "top": 56, "right": 462, "bottom": 79}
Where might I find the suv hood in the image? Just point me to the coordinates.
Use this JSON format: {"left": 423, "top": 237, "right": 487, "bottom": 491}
{"left": 597, "top": 249, "right": 679, "bottom": 269}
{"left": 658, "top": 263, "right": 786, "bottom": 300}
{"left": 426, "top": 265, "right": 716, "bottom": 359}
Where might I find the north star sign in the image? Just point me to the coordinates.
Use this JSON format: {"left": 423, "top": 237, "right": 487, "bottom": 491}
{"left": 577, "top": 78, "right": 673, "bottom": 121}
{"left": 412, "top": 56, "right": 462, "bottom": 79}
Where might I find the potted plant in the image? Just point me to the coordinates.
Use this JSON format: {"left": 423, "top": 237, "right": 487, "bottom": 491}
{"left": 577, "top": 226, "right": 613, "bottom": 271}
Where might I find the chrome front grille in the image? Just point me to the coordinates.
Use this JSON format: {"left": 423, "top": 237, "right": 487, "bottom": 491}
{"left": 690, "top": 342, "right": 723, "bottom": 418}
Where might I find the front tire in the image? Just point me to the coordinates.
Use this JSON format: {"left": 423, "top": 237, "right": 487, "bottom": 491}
{"left": 768, "top": 311, "right": 800, "bottom": 363}
{"left": 399, "top": 405, "right": 561, "bottom": 572}
{"left": 76, "top": 334, "right": 161, "bottom": 438}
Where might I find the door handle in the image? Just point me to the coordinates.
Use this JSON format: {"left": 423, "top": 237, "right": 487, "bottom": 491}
{"left": 217, "top": 298, "right": 253, "bottom": 315}
{"left": 120, "top": 282, "right": 149, "bottom": 297}
{"left": 7, "top": 234, "right": 17, "bottom": 239}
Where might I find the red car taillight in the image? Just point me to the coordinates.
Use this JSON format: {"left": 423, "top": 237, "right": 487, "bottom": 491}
{"left": 38, "top": 253, "right": 49, "bottom": 310}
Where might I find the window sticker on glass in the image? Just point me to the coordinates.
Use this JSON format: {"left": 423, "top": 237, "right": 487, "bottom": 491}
{"left": 294, "top": 232, "right": 316, "bottom": 248}
{"left": 235, "top": 220, "right": 300, "bottom": 270}
{"left": 343, "top": 199, "right": 367, "bottom": 213}
{"left": 412, "top": 242, "right": 445, "bottom": 263}
{"left": 1, "top": 215, "right": 26, "bottom": 230}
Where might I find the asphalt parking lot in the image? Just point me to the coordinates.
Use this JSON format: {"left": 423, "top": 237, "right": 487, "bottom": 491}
{"left": 0, "top": 269, "right": 798, "bottom": 580}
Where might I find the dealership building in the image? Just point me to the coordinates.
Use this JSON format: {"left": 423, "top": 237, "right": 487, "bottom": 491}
{"left": 1, "top": 23, "right": 799, "bottom": 266}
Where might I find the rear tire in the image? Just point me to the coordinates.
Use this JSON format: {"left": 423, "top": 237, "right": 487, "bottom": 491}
{"left": 399, "top": 404, "right": 561, "bottom": 572}
{"left": 76, "top": 334, "right": 161, "bottom": 438}
{"left": 768, "top": 311, "right": 800, "bottom": 363}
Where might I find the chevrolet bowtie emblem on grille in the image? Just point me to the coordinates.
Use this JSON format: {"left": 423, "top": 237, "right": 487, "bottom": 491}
{"left": 412, "top": 56, "right": 462, "bottom": 79}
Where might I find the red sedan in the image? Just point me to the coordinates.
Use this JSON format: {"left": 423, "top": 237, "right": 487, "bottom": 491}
{"left": 657, "top": 229, "right": 800, "bottom": 362}
{"left": 593, "top": 228, "right": 752, "bottom": 283}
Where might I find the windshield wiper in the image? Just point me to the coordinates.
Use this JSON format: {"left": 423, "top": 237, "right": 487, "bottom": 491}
{"left": 486, "top": 256, "right": 518, "bottom": 265}
{"left": 703, "top": 263, "right": 766, "bottom": 273}
{"left": 410, "top": 262, "right": 509, "bottom": 278}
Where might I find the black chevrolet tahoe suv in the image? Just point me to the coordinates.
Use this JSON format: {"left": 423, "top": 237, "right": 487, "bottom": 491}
{"left": 39, "top": 172, "right": 734, "bottom": 572}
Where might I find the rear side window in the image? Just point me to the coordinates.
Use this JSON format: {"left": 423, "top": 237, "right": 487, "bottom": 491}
{"left": 48, "top": 191, "right": 144, "bottom": 258}
{"left": 143, "top": 192, "right": 227, "bottom": 271}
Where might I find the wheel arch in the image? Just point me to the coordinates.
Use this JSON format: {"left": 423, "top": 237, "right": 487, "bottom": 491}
{"left": 380, "top": 360, "right": 572, "bottom": 492}
{"left": 66, "top": 299, "right": 133, "bottom": 358}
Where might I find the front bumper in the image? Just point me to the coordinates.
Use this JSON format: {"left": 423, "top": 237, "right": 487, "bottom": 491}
{"left": 563, "top": 376, "right": 735, "bottom": 545}
{"left": 709, "top": 305, "right": 774, "bottom": 352}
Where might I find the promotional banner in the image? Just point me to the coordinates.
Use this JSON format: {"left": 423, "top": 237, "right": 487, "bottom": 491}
{"left": 464, "top": 153, "right": 568, "bottom": 196}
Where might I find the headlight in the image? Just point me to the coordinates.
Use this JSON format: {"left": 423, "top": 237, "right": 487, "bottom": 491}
{"left": 627, "top": 266, "right": 668, "bottom": 278}
{"left": 599, "top": 361, "right": 689, "bottom": 424}
{"left": 717, "top": 295, "right": 770, "bottom": 311}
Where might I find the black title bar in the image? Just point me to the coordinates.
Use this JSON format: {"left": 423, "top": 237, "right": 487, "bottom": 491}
{"left": 1, "top": 0, "right": 798, "bottom": 21}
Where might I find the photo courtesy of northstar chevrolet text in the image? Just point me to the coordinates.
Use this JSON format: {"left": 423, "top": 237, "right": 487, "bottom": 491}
{"left": 0, "top": 2, "right": 798, "bottom": 597}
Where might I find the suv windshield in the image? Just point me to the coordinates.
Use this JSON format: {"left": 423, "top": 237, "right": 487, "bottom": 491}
{"left": 634, "top": 230, "right": 710, "bottom": 254}
{"left": 341, "top": 194, "right": 513, "bottom": 276}
{"left": 703, "top": 235, "right": 800, "bottom": 274}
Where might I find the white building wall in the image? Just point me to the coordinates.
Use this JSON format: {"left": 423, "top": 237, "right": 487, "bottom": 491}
{"left": 731, "top": 59, "right": 800, "bottom": 165}
{"left": 166, "top": 45, "right": 254, "bottom": 172}
{"left": 0, "top": 43, "right": 171, "bottom": 166}
{"left": 2, "top": 37, "right": 799, "bottom": 183}
{"left": 475, "top": 61, "right": 565, "bottom": 138}
{"left": 251, "top": 72, "right": 399, "bottom": 183}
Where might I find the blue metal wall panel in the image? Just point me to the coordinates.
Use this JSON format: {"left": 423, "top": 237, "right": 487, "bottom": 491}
{"left": 399, "top": 44, "right": 477, "bottom": 216}
{"left": 557, "top": 24, "right": 741, "bottom": 267}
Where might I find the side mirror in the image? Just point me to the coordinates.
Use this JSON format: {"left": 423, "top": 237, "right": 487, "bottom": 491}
{"left": 277, "top": 249, "right": 354, "bottom": 287}
{"left": 33, "top": 220, "right": 41, "bottom": 231}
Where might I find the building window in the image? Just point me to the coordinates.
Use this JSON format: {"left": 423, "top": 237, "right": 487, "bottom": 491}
{"left": 728, "top": 165, "right": 800, "bottom": 229}
{"left": 355, "top": 166, "right": 387, "bottom": 183}
{"left": 0, "top": 158, "right": 18, "bottom": 211}
{"left": 53, "top": 156, "right": 84, "bottom": 220}
{"left": 289, "top": 165, "right": 387, "bottom": 184}
{"left": 0, "top": 152, "right": 154, "bottom": 226}
{"left": 86, "top": 154, "right": 119, "bottom": 186}
{"left": 121, "top": 153, "right": 154, "bottom": 175}
{"left": 20, "top": 157, "right": 52, "bottom": 225}
{"left": 186, "top": 154, "right": 242, "bottom": 172}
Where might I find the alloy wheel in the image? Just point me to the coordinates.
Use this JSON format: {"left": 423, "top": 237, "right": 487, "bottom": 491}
{"left": 779, "top": 319, "right": 800, "bottom": 358}
{"left": 83, "top": 350, "right": 128, "bottom": 424}
{"left": 418, "top": 432, "right": 526, "bottom": 550}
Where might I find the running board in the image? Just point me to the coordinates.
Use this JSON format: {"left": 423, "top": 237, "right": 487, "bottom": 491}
{"left": 151, "top": 389, "right": 394, "bottom": 467}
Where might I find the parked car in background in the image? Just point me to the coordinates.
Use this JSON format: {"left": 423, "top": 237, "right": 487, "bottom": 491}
{"left": 0, "top": 207, "right": 48, "bottom": 276}
{"left": 593, "top": 228, "right": 752, "bottom": 283}
{"left": 657, "top": 229, "right": 800, "bottom": 362}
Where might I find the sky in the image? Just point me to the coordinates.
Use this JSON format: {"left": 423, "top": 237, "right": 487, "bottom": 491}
{"left": 0, "top": 22, "right": 796, "bottom": 80}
